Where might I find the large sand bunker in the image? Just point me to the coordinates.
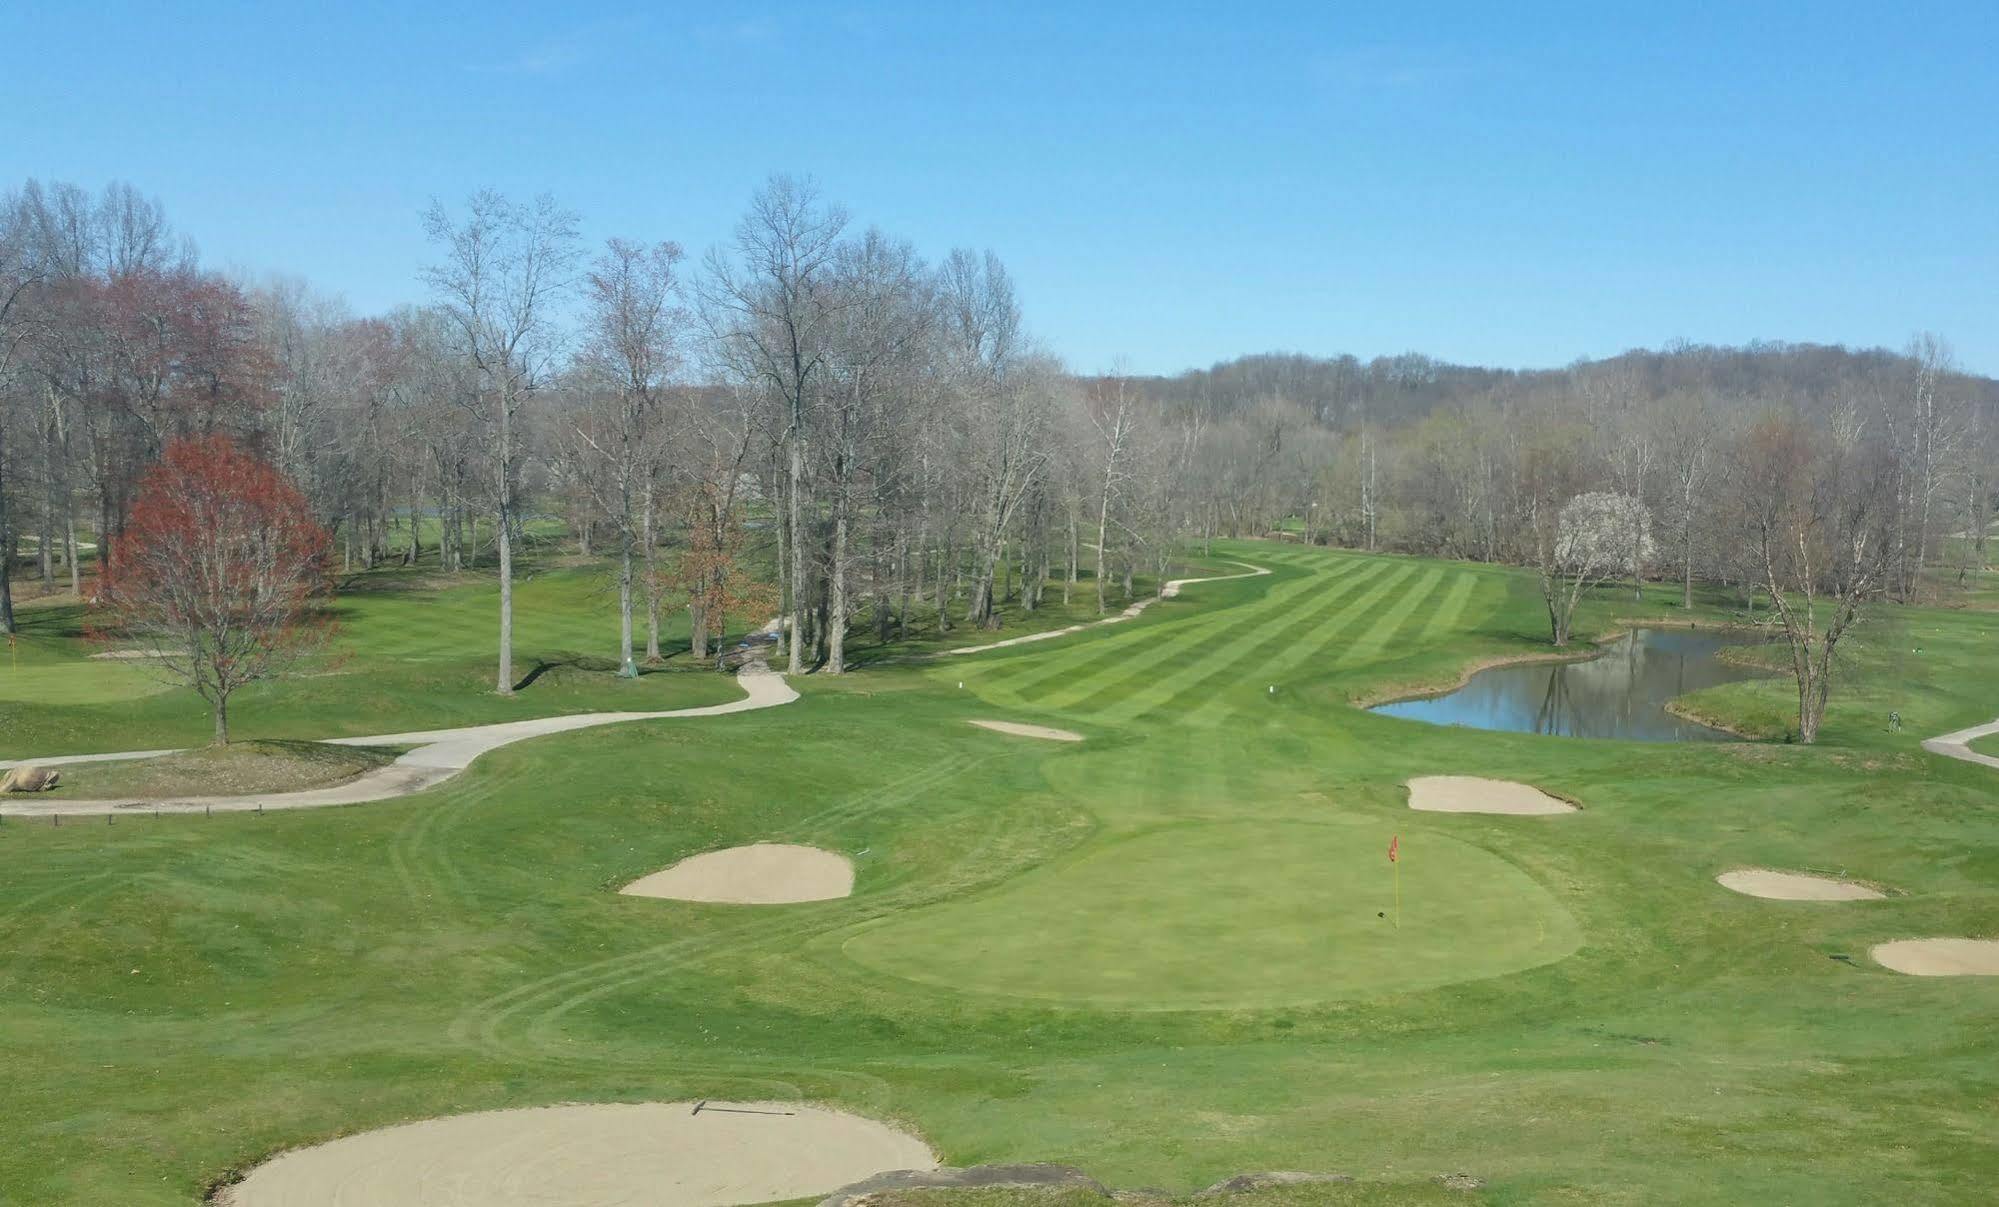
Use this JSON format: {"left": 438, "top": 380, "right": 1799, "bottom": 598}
{"left": 1871, "top": 938, "right": 1999, "bottom": 976}
{"left": 1717, "top": 869, "right": 1884, "bottom": 901}
{"left": 968, "top": 719, "right": 1084, "bottom": 742}
{"left": 1406, "top": 776, "right": 1576, "bottom": 815}
{"left": 621, "top": 843, "right": 854, "bottom": 904}
{"left": 220, "top": 1100, "right": 936, "bottom": 1207}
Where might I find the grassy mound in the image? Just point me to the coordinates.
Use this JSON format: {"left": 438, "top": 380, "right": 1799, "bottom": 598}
{"left": 50, "top": 740, "right": 400, "bottom": 799}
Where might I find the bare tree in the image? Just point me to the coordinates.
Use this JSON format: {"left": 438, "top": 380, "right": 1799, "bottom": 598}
{"left": 1087, "top": 367, "right": 1139, "bottom": 614}
{"left": 1731, "top": 411, "right": 1896, "bottom": 743}
{"left": 422, "top": 191, "right": 580, "bottom": 694}
{"left": 702, "top": 176, "right": 848, "bottom": 672}
{"left": 578, "top": 237, "right": 686, "bottom": 676}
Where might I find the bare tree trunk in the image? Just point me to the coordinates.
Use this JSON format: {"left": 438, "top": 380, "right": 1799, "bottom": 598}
{"left": 787, "top": 437, "right": 805, "bottom": 673}
{"left": 828, "top": 495, "right": 849, "bottom": 673}
{"left": 495, "top": 392, "right": 516, "bottom": 695}
{"left": 0, "top": 424, "right": 13, "bottom": 634}
{"left": 496, "top": 501, "right": 514, "bottom": 693}
{"left": 1094, "top": 490, "right": 1111, "bottom": 614}
{"left": 66, "top": 513, "right": 80, "bottom": 596}
{"left": 643, "top": 482, "right": 663, "bottom": 663}
{"left": 1065, "top": 513, "right": 1077, "bottom": 605}
{"left": 935, "top": 532, "right": 953, "bottom": 633}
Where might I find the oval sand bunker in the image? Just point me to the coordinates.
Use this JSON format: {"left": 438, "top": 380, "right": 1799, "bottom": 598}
{"left": 968, "top": 719, "right": 1083, "bottom": 742}
{"left": 622, "top": 843, "right": 854, "bottom": 904}
{"left": 1717, "top": 869, "right": 1884, "bottom": 901}
{"left": 1871, "top": 938, "right": 1999, "bottom": 976}
{"left": 1407, "top": 776, "right": 1576, "bottom": 815}
{"left": 221, "top": 1100, "right": 936, "bottom": 1207}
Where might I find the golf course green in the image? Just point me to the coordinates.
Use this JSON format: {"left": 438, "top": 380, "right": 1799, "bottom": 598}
{"left": 838, "top": 821, "right": 1580, "bottom": 1009}
{"left": 3, "top": 540, "right": 1998, "bottom": 1204}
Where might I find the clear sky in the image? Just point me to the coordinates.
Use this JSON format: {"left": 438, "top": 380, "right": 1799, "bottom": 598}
{"left": 6, "top": 2, "right": 1995, "bottom": 376}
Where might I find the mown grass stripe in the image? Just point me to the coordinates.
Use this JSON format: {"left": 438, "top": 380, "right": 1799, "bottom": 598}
{"left": 972, "top": 559, "right": 1309, "bottom": 695}
{"left": 1026, "top": 571, "right": 1339, "bottom": 712}
{"left": 1335, "top": 567, "right": 1445, "bottom": 666}
{"left": 1167, "top": 563, "right": 1419, "bottom": 727}
{"left": 998, "top": 560, "right": 1358, "bottom": 706}
{"left": 1419, "top": 572, "right": 1481, "bottom": 644}
{"left": 1109, "top": 566, "right": 1400, "bottom": 723}
{"left": 1078, "top": 559, "right": 1398, "bottom": 722}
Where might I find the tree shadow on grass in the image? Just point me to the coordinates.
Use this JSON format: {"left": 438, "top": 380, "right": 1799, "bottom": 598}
{"left": 509, "top": 650, "right": 693, "bottom": 693}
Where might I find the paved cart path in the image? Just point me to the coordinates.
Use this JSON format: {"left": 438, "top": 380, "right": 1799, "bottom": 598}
{"left": 1923, "top": 717, "right": 1999, "bottom": 772}
{"left": 0, "top": 663, "right": 796, "bottom": 817}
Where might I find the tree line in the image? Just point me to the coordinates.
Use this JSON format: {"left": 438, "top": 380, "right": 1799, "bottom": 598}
{"left": 3, "top": 176, "right": 1994, "bottom": 743}
{"left": 0, "top": 176, "right": 1188, "bottom": 687}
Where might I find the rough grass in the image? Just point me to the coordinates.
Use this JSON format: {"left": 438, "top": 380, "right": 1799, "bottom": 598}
{"left": 46, "top": 740, "right": 401, "bottom": 800}
{"left": 856, "top": 1185, "right": 1477, "bottom": 1207}
{"left": 2, "top": 540, "right": 1998, "bottom": 1204}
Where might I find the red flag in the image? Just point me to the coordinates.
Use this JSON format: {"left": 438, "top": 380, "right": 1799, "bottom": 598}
{"left": 1387, "top": 834, "right": 1399, "bottom": 863}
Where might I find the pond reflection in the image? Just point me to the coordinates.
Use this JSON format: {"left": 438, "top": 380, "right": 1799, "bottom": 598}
{"left": 1372, "top": 628, "right": 1766, "bottom": 742}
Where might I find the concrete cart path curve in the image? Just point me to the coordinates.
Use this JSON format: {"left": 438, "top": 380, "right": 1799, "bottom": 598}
{"left": 945, "top": 561, "right": 1271, "bottom": 657}
{"left": 1923, "top": 717, "right": 1999, "bottom": 772}
{"left": 0, "top": 662, "right": 797, "bottom": 818}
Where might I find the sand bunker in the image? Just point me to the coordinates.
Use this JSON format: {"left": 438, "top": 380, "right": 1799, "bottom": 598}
{"left": 968, "top": 719, "right": 1084, "bottom": 742}
{"left": 1717, "top": 869, "right": 1884, "bottom": 901}
{"left": 1406, "top": 776, "right": 1576, "bottom": 815}
{"left": 621, "top": 843, "right": 854, "bottom": 904}
{"left": 221, "top": 1100, "right": 935, "bottom": 1207}
{"left": 1871, "top": 938, "right": 1999, "bottom": 976}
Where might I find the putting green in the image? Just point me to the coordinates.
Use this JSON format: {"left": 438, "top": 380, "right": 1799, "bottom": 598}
{"left": 838, "top": 821, "right": 1581, "bottom": 1009}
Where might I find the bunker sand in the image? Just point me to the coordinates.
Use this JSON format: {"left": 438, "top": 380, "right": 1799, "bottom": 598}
{"left": 220, "top": 1100, "right": 936, "bottom": 1207}
{"left": 621, "top": 843, "right": 854, "bottom": 904}
{"left": 1871, "top": 938, "right": 1999, "bottom": 976}
{"left": 1406, "top": 776, "right": 1576, "bottom": 815}
{"left": 1717, "top": 869, "right": 1884, "bottom": 901}
{"left": 968, "top": 719, "right": 1084, "bottom": 742}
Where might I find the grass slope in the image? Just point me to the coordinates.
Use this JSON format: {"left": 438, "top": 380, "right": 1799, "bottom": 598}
{"left": 2, "top": 541, "right": 1997, "bottom": 1204}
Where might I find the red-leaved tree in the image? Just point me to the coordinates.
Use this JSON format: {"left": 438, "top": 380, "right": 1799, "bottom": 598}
{"left": 101, "top": 435, "right": 332, "bottom": 743}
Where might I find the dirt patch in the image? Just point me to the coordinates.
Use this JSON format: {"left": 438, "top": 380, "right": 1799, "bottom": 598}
{"left": 1406, "top": 776, "right": 1576, "bottom": 815}
{"left": 1871, "top": 938, "right": 1999, "bottom": 976}
{"left": 53, "top": 740, "right": 398, "bottom": 800}
{"left": 969, "top": 720, "right": 1084, "bottom": 743}
{"left": 1717, "top": 869, "right": 1885, "bottom": 901}
{"left": 219, "top": 1100, "right": 935, "bottom": 1207}
{"left": 621, "top": 843, "right": 855, "bottom": 904}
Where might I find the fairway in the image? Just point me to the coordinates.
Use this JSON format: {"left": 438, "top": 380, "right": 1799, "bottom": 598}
{"left": 6, "top": 540, "right": 1999, "bottom": 1205}
{"left": 839, "top": 821, "right": 1580, "bottom": 1008}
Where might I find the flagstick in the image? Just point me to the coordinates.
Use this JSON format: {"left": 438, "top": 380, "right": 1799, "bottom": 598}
{"left": 1394, "top": 854, "right": 1401, "bottom": 930}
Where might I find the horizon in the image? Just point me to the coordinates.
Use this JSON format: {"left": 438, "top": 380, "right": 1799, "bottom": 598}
{"left": 6, "top": 2, "right": 1995, "bottom": 377}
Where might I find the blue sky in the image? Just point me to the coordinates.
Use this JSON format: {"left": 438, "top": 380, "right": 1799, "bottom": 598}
{"left": 6, "top": 2, "right": 1995, "bottom": 375}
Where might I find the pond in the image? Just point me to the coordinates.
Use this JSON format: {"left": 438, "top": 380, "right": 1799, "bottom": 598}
{"left": 1371, "top": 628, "right": 1767, "bottom": 742}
